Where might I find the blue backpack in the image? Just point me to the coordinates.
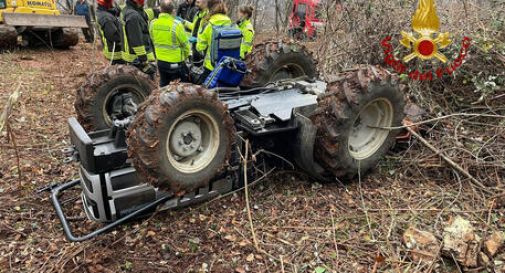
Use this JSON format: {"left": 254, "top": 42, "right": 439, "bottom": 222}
{"left": 209, "top": 24, "right": 242, "bottom": 66}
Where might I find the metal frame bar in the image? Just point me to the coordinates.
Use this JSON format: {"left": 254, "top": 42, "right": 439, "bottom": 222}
{"left": 49, "top": 179, "right": 171, "bottom": 242}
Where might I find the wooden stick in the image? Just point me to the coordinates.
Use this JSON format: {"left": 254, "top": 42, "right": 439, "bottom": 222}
{"left": 243, "top": 139, "right": 260, "bottom": 250}
{"left": 406, "top": 126, "right": 493, "bottom": 195}
{"left": 371, "top": 249, "right": 380, "bottom": 273}
{"left": 7, "top": 123, "right": 22, "bottom": 186}
{"left": 240, "top": 140, "right": 296, "bottom": 269}
{"left": 372, "top": 113, "right": 505, "bottom": 130}
{"left": 331, "top": 213, "right": 340, "bottom": 270}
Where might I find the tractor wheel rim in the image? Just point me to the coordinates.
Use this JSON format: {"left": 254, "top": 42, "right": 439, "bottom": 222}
{"left": 166, "top": 110, "right": 220, "bottom": 174}
{"left": 271, "top": 63, "right": 305, "bottom": 82}
{"left": 348, "top": 98, "right": 394, "bottom": 160}
{"left": 103, "top": 84, "right": 146, "bottom": 126}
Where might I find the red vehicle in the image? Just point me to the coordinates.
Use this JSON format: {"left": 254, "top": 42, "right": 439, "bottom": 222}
{"left": 288, "top": 0, "right": 324, "bottom": 40}
{"left": 288, "top": 0, "right": 342, "bottom": 40}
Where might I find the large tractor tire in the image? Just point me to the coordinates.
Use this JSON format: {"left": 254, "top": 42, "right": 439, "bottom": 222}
{"left": 74, "top": 65, "right": 155, "bottom": 131}
{"left": 311, "top": 66, "right": 405, "bottom": 179}
{"left": 127, "top": 84, "right": 235, "bottom": 194}
{"left": 243, "top": 40, "right": 317, "bottom": 86}
{"left": 0, "top": 25, "right": 18, "bottom": 51}
{"left": 52, "top": 28, "right": 79, "bottom": 49}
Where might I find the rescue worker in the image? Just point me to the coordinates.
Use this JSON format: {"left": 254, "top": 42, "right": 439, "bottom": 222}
{"left": 95, "top": 0, "right": 123, "bottom": 64}
{"left": 195, "top": 0, "right": 231, "bottom": 83}
{"left": 121, "top": 0, "right": 156, "bottom": 74}
{"left": 150, "top": 0, "right": 191, "bottom": 87}
{"left": 237, "top": 5, "right": 255, "bottom": 60}
{"left": 183, "top": 0, "right": 209, "bottom": 62}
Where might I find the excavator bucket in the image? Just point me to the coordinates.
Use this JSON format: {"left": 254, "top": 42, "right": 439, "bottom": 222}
{"left": 3, "top": 13, "right": 88, "bottom": 28}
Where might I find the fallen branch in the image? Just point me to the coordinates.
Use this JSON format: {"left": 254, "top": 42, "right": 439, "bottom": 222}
{"left": 371, "top": 113, "right": 505, "bottom": 130}
{"left": 243, "top": 139, "right": 260, "bottom": 250}
{"left": 7, "top": 123, "right": 22, "bottom": 185}
{"left": 406, "top": 126, "right": 493, "bottom": 195}
{"left": 331, "top": 213, "right": 340, "bottom": 270}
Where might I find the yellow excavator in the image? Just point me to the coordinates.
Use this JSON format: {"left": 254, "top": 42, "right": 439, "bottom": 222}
{"left": 0, "top": 0, "right": 89, "bottom": 49}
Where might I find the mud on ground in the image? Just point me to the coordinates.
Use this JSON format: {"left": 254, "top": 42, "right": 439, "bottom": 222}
{"left": 0, "top": 42, "right": 504, "bottom": 273}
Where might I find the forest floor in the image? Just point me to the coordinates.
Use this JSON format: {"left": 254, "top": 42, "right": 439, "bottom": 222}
{"left": 0, "top": 39, "right": 504, "bottom": 273}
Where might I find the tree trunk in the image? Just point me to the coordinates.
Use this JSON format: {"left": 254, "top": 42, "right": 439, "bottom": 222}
{"left": 252, "top": 0, "right": 259, "bottom": 30}
{"left": 225, "top": 0, "right": 239, "bottom": 19}
{"left": 284, "top": 0, "right": 294, "bottom": 31}
{"left": 274, "top": 0, "right": 279, "bottom": 33}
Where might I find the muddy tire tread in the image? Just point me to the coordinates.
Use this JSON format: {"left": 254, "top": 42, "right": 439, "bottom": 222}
{"left": 127, "top": 84, "right": 235, "bottom": 193}
{"left": 0, "top": 25, "right": 18, "bottom": 51}
{"left": 311, "top": 65, "right": 405, "bottom": 178}
{"left": 74, "top": 65, "right": 155, "bottom": 131}
{"left": 243, "top": 39, "right": 318, "bottom": 86}
{"left": 53, "top": 28, "right": 79, "bottom": 49}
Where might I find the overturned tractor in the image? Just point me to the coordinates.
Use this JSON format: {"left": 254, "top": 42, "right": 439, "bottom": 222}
{"left": 48, "top": 41, "right": 405, "bottom": 241}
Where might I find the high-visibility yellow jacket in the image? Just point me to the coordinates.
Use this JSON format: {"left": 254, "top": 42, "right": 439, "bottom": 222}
{"left": 196, "top": 13, "right": 232, "bottom": 71}
{"left": 184, "top": 9, "right": 208, "bottom": 37}
{"left": 149, "top": 13, "right": 191, "bottom": 63}
{"left": 238, "top": 19, "right": 254, "bottom": 59}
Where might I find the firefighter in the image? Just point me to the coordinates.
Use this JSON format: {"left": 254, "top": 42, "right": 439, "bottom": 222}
{"left": 95, "top": 0, "right": 123, "bottom": 64}
{"left": 195, "top": 0, "right": 231, "bottom": 82}
{"left": 150, "top": 0, "right": 191, "bottom": 87}
{"left": 237, "top": 5, "right": 255, "bottom": 60}
{"left": 121, "top": 0, "right": 156, "bottom": 74}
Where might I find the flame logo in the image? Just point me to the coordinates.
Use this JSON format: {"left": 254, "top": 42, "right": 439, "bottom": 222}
{"left": 400, "top": 0, "right": 451, "bottom": 63}
{"left": 412, "top": 0, "right": 440, "bottom": 33}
